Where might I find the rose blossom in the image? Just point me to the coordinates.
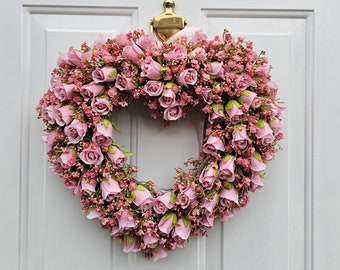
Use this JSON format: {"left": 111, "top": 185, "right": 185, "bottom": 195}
{"left": 158, "top": 88, "right": 177, "bottom": 108}
{"left": 209, "top": 103, "right": 225, "bottom": 121}
{"left": 153, "top": 192, "right": 175, "bottom": 214}
{"left": 235, "top": 73, "right": 256, "bottom": 90}
{"left": 143, "top": 232, "right": 159, "bottom": 248}
{"left": 136, "top": 34, "right": 158, "bottom": 51}
{"left": 158, "top": 212, "right": 177, "bottom": 234}
{"left": 199, "top": 164, "right": 218, "bottom": 190}
{"left": 163, "top": 45, "right": 187, "bottom": 61}
{"left": 132, "top": 185, "right": 154, "bottom": 210}
{"left": 173, "top": 218, "right": 191, "bottom": 241}
{"left": 250, "top": 172, "right": 264, "bottom": 191}
{"left": 189, "top": 47, "right": 207, "bottom": 61}
{"left": 219, "top": 155, "right": 236, "bottom": 182}
{"left": 92, "top": 67, "right": 117, "bottom": 83}
{"left": 144, "top": 80, "right": 163, "bottom": 96}
{"left": 80, "top": 178, "right": 96, "bottom": 194}
{"left": 86, "top": 209, "right": 101, "bottom": 220}
{"left": 64, "top": 119, "right": 88, "bottom": 144}
{"left": 177, "top": 68, "right": 198, "bottom": 87}
{"left": 122, "top": 42, "right": 144, "bottom": 65}
{"left": 152, "top": 246, "right": 168, "bottom": 261}
{"left": 270, "top": 117, "right": 283, "bottom": 135}
{"left": 42, "top": 129, "right": 61, "bottom": 147}
{"left": 42, "top": 105, "right": 57, "bottom": 124}
{"left": 163, "top": 105, "right": 182, "bottom": 121}
{"left": 107, "top": 145, "right": 127, "bottom": 167}
{"left": 201, "top": 193, "right": 218, "bottom": 214}
{"left": 92, "top": 35, "right": 106, "bottom": 50}
{"left": 115, "top": 74, "right": 137, "bottom": 91}
{"left": 59, "top": 149, "right": 76, "bottom": 168}
{"left": 80, "top": 82, "right": 104, "bottom": 101}
{"left": 270, "top": 100, "right": 285, "bottom": 117}
{"left": 123, "top": 236, "right": 139, "bottom": 253}
{"left": 92, "top": 121, "right": 113, "bottom": 146}
{"left": 91, "top": 97, "right": 112, "bottom": 115}
{"left": 255, "top": 120, "right": 275, "bottom": 146}
{"left": 57, "top": 46, "right": 92, "bottom": 68}
{"left": 176, "top": 184, "right": 196, "bottom": 209}
{"left": 100, "top": 176, "right": 122, "bottom": 201}
{"left": 226, "top": 100, "right": 244, "bottom": 124}
{"left": 55, "top": 105, "right": 73, "bottom": 126}
{"left": 117, "top": 209, "right": 136, "bottom": 230}
{"left": 250, "top": 152, "right": 266, "bottom": 172}
{"left": 140, "top": 56, "right": 162, "bottom": 80}
{"left": 239, "top": 90, "right": 261, "bottom": 109}
{"left": 220, "top": 187, "right": 239, "bottom": 205}
{"left": 54, "top": 83, "right": 76, "bottom": 101}
{"left": 202, "top": 135, "right": 225, "bottom": 154}
{"left": 205, "top": 62, "right": 224, "bottom": 77}
{"left": 255, "top": 65, "right": 270, "bottom": 78}
{"left": 199, "top": 214, "right": 214, "bottom": 229}
{"left": 232, "top": 125, "right": 251, "bottom": 150}
{"left": 79, "top": 144, "right": 104, "bottom": 165}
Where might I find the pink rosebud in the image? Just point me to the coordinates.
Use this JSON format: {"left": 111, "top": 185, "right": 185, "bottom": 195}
{"left": 64, "top": 119, "right": 88, "bottom": 144}
{"left": 163, "top": 105, "right": 182, "bottom": 121}
{"left": 100, "top": 176, "right": 121, "bottom": 201}
{"left": 123, "top": 235, "right": 139, "bottom": 253}
{"left": 59, "top": 149, "right": 76, "bottom": 168}
{"left": 153, "top": 192, "right": 175, "bottom": 214}
{"left": 200, "top": 214, "right": 214, "bottom": 229}
{"left": 114, "top": 33, "right": 131, "bottom": 46}
{"left": 177, "top": 68, "right": 198, "bottom": 87}
{"left": 219, "top": 155, "right": 235, "bottom": 182}
{"left": 250, "top": 172, "right": 264, "bottom": 191}
{"left": 270, "top": 100, "right": 285, "bottom": 117}
{"left": 55, "top": 105, "right": 73, "bottom": 126}
{"left": 226, "top": 100, "right": 244, "bottom": 124}
{"left": 173, "top": 218, "right": 191, "bottom": 240}
{"left": 189, "top": 47, "right": 207, "bottom": 61}
{"left": 141, "top": 56, "right": 162, "bottom": 80}
{"left": 42, "top": 105, "right": 57, "bottom": 124}
{"left": 163, "top": 45, "right": 187, "bottom": 61}
{"left": 239, "top": 90, "right": 257, "bottom": 107}
{"left": 81, "top": 178, "right": 96, "bottom": 194}
{"left": 79, "top": 144, "right": 104, "bottom": 165}
{"left": 209, "top": 103, "right": 225, "bottom": 121}
{"left": 158, "top": 212, "right": 177, "bottom": 234}
{"left": 158, "top": 88, "right": 177, "bottom": 108}
{"left": 255, "top": 120, "right": 275, "bottom": 146}
{"left": 201, "top": 193, "right": 218, "bottom": 214}
{"left": 91, "top": 97, "right": 112, "bottom": 115}
{"left": 255, "top": 65, "right": 270, "bottom": 78}
{"left": 118, "top": 209, "right": 136, "bottom": 230}
{"left": 176, "top": 184, "right": 197, "bottom": 209}
{"left": 54, "top": 83, "right": 76, "bottom": 101}
{"left": 220, "top": 187, "right": 239, "bottom": 205}
{"left": 123, "top": 42, "right": 144, "bottom": 65}
{"left": 107, "top": 145, "right": 127, "bottom": 167}
{"left": 195, "top": 86, "right": 212, "bottom": 104}
{"left": 205, "top": 62, "right": 224, "bottom": 77}
{"left": 80, "top": 82, "right": 104, "bottom": 101}
{"left": 152, "top": 246, "right": 168, "bottom": 261}
{"left": 57, "top": 47, "right": 92, "bottom": 68}
{"left": 143, "top": 232, "right": 159, "bottom": 248}
{"left": 86, "top": 209, "right": 101, "bottom": 219}
{"left": 136, "top": 34, "right": 158, "bottom": 51}
{"left": 92, "top": 67, "right": 117, "bottom": 83}
{"left": 144, "top": 80, "right": 163, "bottom": 96}
{"left": 42, "top": 129, "right": 61, "bottom": 148}
{"left": 199, "top": 164, "right": 218, "bottom": 190}
{"left": 92, "top": 121, "right": 113, "bottom": 146}
{"left": 202, "top": 135, "right": 225, "bottom": 154}
{"left": 250, "top": 152, "right": 266, "bottom": 172}
{"left": 92, "top": 35, "right": 106, "bottom": 50}
{"left": 269, "top": 117, "right": 283, "bottom": 135}
{"left": 235, "top": 73, "right": 256, "bottom": 90}
{"left": 115, "top": 74, "right": 137, "bottom": 91}
{"left": 232, "top": 125, "right": 251, "bottom": 150}
{"left": 132, "top": 185, "right": 154, "bottom": 209}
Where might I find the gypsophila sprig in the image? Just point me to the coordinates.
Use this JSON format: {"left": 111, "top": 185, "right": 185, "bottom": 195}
{"left": 36, "top": 28, "right": 285, "bottom": 261}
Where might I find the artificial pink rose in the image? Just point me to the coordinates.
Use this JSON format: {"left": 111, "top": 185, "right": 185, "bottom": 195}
{"left": 58, "top": 47, "right": 92, "bottom": 68}
{"left": 107, "top": 145, "right": 127, "bottom": 167}
{"left": 199, "top": 214, "right": 214, "bottom": 229}
{"left": 54, "top": 83, "right": 76, "bottom": 101}
{"left": 80, "top": 82, "right": 104, "bottom": 101}
{"left": 190, "top": 29, "right": 208, "bottom": 45}
{"left": 118, "top": 209, "right": 136, "bottom": 230}
{"left": 115, "top": 74, "right": 137, "bottom": 91}
{"left": 86, "top": 209, "right": 101, "bottom": 220}
{"left": 153, "top": 192, "right": 175, "bottom": 214}
{"left": 123, "top": 42, "right": 144, "bottom": 65}
{"left": 205, "top": 62, "right": 224, "bottom": 77}
{"left": 132, "top": 185, "right": 154, "bottom": 209}
{"left": 177, "top": 68, "right": 198, "bottom": 87}
{"left": 163, "top": 45, "right": 187, "bottom": 61}
{"left": 143, "top": 232, "right": 159, "bottom": 248}
{"left": 255, "top": 65, "right": 270, "bottom": 78}
{"left": 59, "top": 149, "right": 76, "bottom": 168}
{"left": 235, "top": 73, "right": 256, "bottom": 90}
{"left": 270, "top": 117, "right": 283, "bottom": 135}
{"left": 92, "top": 67, "right": 117, "bottom": 83}
{"left": 219, "top": 155, "right": 236, "bottom": 182}
{"left": 201, "top": 193, "right": 218, "bottom": 214}
{"left": 158, "top": 88, "right": 177, "bottom": 108}
{"left": 226, "top": 100, "right": 244, "bottom": 124}
{"left": 255, "top": 120, "right": 275, "bottom": 146}
{"left": 220, "top": 187, "right": 239, "bottom": 205}
{"left": 173, "top": 218, "right": 191, "bottom": 241}
{"left": 239, "top": 90, "right": 257, "bottom": 107}
{"left": 250, "top": 152, "right": 266, "bottom": 172}
{"left": 81, "top": 178, "right": 96, "bottom": 194}
{"left": 152, "top": 246, "right": 168, "bottom": 262}
{"left": 91, "top": 97, "right": 112, "bottom": 115}
{"left": 140, "top": 56, "right": 162, "bottom": 80}
{"left": 114, "top": 33, "right": 131, "bottom": 46}
{"left": 158, "top": 212, "right": 177, "bottom": 234}
{"left": 79, "top": 144, "right": 104, "bottom": 165}
{"left": 266, "top": 81, "right": 278, "bottom": 91}
{"left": 232, "top": 125, "right": 251, "bottom": 150}
{"left": 50, "top": 77, "right": 62, "bottom": 88}
{"left": 189, "top": 47, "right": 207, "bottom": 61}
{"left": 163, "top": 105, "right": 182, "bottom": 121}
{"left": 123, "top": 236, "right": 139, "bottom": 253}
{"left": 42, "top": 105, "right": 57, "bottom": 124}
{"left": 64, "top": 119, "right": 88, "bottom": 144}
{"left": 55, "top": 105, "right": 73, "bottom": 126}
{"left": 100, "top": 176, "right": 122, "bottom": 201}
{"left": 42, "top": 129, "right": 61, "bottom": 147}
{"left": 92, "top": 121, "right": 113, "bottom": 146}
{"left": 144, "top": 80, "right": 163, "bottom": 96}
{"left": 202, "top": 135, "right": 225, "bottom": 154}
{"left": 176, "top": 184, "right": 197, "bottom": 209}
{"left": 92, "top": 35, "right": 106, "bottom": 50}
{"left": 250, "top": 172, "right": 263, "bottom": 191}
{"left": 199, "top": 164, "right": 218, "bottom": 190}
{"left": 195, "top": 86, "right": 212, "bottom": 104}
{"left": 209, "top": 103, "right": 225, "bottom": 121}
{"left": 136, "top": 34, "right": 158, "bottom": 51}
{"left": 270, "top": 100, "right": 285, "bottom": 117}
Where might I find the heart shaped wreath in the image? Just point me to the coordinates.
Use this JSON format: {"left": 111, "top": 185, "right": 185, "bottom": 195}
{"left": 36, "top": 28, "right": 284, "bottom": 261}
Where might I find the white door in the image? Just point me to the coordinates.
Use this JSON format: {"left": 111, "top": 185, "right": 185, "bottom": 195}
{"left": 1, "top": 0, "right": 340, "bottom": 269}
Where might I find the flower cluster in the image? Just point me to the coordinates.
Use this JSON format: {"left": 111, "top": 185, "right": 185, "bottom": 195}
{"left": 36, "top": 28, "right": 284, "bottom": 261}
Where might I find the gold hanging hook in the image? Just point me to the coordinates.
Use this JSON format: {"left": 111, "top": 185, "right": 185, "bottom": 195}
{"left": 150, "top": 0, "right": 187, "bottom": 42}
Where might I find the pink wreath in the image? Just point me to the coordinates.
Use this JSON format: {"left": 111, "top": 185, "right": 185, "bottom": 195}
{"left": 36, "top": 28, "right": 285, "bottom": 261}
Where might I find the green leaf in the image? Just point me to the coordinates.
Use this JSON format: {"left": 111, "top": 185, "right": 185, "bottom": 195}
{"left": 222, "top": 154, "right": 233, "bottom": 161}
{"left": 69, "top": 105, "right": 76, "bottom": 110}
{"left": 103, "top": 119, "right": 110, "bottom": 128}
{"left": 170, "top": 192, "right": 177, "bottom": 204}
{"left": 136, "top": 184, "right": 147, "bottom": 191}
{"left": 255, "top": 120, "right": 265, "bottom": 128}
{"left": 109, "top": 69, "right": 117, "bottom": 79}
{"left": 224, "top": 182, "right": 233, "bottom": 190}
{"left": 123, "top": 151, "right": 133, "bottom": 156}
{"left": 182, "top": 216, "right": 189, "bottom": 227}
{"left": 164, "top": 212, "right": 174, "bottom": 221}
{"left": 126, "top": 191, "right": 136, "bottom": 201}
{"left": 253, "top": 152, "right": 263, "bottom": 162}
{"left": 160, "top": 66, "right": 169, "bottom": 74}
{"left": 172, "top": 214, "right": 178, "bottom": 226}
{"left": 108, "top": 145, "right": 116, "bottom": 154}
{"left": 164, "top": 82, "right": 173, "bottom": 89}
{"left": 241, "top": 90, "right": 251, "bottom": 97}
